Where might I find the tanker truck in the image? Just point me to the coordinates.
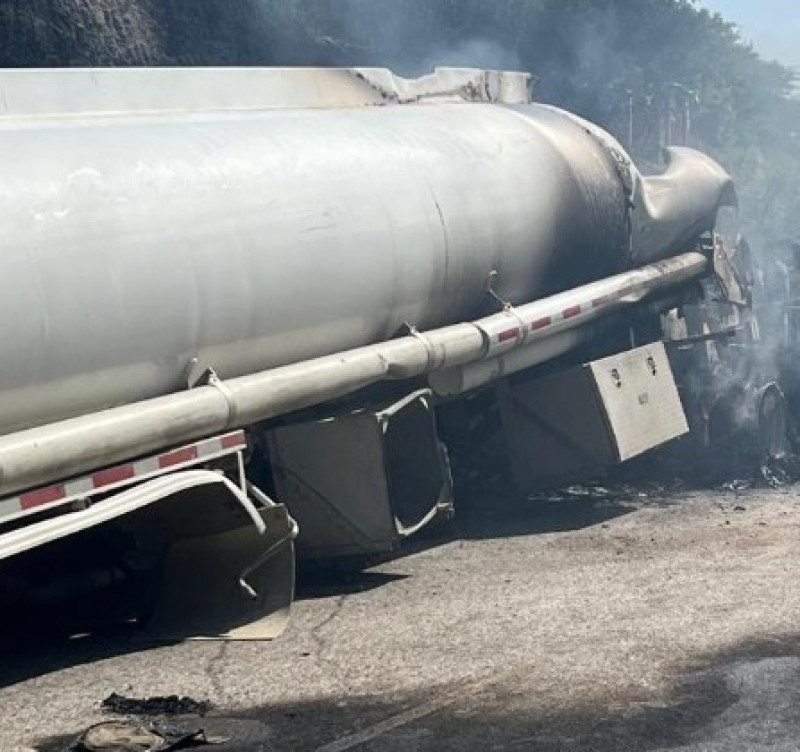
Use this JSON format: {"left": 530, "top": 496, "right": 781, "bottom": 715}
{"left": 0, "top": 66, "right": 768, "bottom": 639}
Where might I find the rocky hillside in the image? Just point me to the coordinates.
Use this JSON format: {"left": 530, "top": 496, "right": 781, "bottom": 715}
{"left": 0, "top": 0, "right": 330, "bottom": 66}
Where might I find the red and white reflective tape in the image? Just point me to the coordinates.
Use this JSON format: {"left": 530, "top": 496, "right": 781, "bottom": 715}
{"left": 512, "top": 252, "right": 707, "bottom": 341}
{"left": 497, "top": 326, "right": 522, "bottom": 344}
{"left": 0, "top": 430, "right": 247, "bottom": 523}
{"left": 482, "top": 290, "right": 624, "bottom": 358}
{"left": 481, "top": 311, "right": 528, "bottom": 358}
{"left": 520, "top": 289, "right": 625, "bottom": 337}
{"left": 529, "top": 315, "right": 552, "bottom": 332}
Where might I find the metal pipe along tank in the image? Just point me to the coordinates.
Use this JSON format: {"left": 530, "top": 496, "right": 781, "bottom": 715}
{"left": 0, "top": 251, "right": 706, "bottom": 498}
{"left": 0, "top": 67, "right": 733, "bottom": 438}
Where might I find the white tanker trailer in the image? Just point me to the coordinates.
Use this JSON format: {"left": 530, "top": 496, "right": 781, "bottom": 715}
{"left": 0, "top": 67, "right": 764, "bottom": 639}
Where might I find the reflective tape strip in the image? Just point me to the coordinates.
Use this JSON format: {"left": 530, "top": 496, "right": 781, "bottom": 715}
{"left": 524, "top": 289, "right": 625, "bottom": 335}
{"left": 159, "top": 446, "right": 199, "bottom": 469}
{"left": 20, "top": 485, "right": 67, "bottom": 510}
{"left": 0, "top": 430, "right": 247, "bottom": 522}
{"left": 221, "top": 432, "right": 246, "bottom": 450}
{"left": 498, "top": 327, "right": 521, "bottom": 344}
{"left": 482, "top": 311, "right": 528, "bottom": 358}
{"left": 93, "top": 465, "right": 135, "bottom": 487}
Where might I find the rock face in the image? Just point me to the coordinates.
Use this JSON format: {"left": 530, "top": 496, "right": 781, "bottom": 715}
{"left": 0, "top": 0, "right": 329, "bottom": 66}
{"left": 0, "top": 0, "right": 162, "bottom": 65}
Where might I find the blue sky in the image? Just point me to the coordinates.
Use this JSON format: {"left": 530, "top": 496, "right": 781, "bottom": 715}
{"left": 699, "top": 0, "right": 800, "bottom": 66}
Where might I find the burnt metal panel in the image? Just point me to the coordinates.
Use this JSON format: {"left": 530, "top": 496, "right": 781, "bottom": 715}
{"left": 588, "top": 343, "right": 688, "bottom": 461}
{"left": 500, "top": 343, "right": 688, "bottom": 491}
{"left": 266, "top": 392, "right": 452, "bottom": 558}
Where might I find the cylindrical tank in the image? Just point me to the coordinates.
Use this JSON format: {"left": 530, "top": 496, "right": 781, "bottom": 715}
{"left": 0, "top": 89, "right": 729, "bottom": 435}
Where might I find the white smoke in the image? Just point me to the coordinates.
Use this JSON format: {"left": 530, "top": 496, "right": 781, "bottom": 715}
{"left": 419, "top": 39, "right": 521, "bottom": 74}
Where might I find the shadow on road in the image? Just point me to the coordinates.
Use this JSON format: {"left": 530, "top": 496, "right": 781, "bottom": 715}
{"left": 296, "top": 569, "right": 410, "bottom": 600}
{"left": 0, "top": 624, "right": 161, "bottom": 692}
{"left": 456, "top": 494, "right": 637, "bottom": 539}
{"left": 36, "top": 634, "right": 800, "bottom": 752}
{"left": 293, "top": 483, "right": 641, "bottom": 601}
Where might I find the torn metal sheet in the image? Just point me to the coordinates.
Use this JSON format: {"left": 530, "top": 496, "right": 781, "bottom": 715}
{"left": 353, "top": 66, "right": 532, "bottom": 103}
{"left": 0, "top": 472, "right": 296, "bottom": 641}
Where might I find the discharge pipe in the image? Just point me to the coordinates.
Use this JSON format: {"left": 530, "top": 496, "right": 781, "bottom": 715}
{"left": 0, "top": 252, "right": 706, "bottom": 498}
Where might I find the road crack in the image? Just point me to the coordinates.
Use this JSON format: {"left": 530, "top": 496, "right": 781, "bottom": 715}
{"left": 205, "top": 641, "right": 229, "bottom": 703}
{"left": 309, "top": 595, "right": 348, "bottom": 663}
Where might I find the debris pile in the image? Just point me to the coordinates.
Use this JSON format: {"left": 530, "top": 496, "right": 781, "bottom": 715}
{"left": 65, "top": 695, "right": 222, "bottom": 752}
{"left": 101, "top": 694, "right": 210, "bottom": 717}
{"left": 67, "top": 720, "right": 223, "bottom": 751}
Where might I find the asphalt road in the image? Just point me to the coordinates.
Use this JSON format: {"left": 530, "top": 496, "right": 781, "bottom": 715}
{"left": 4, "top": 483, "right": 800, "bottom": 751}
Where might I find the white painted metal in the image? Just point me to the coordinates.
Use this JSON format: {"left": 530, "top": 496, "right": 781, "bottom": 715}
{"left": 266, "top": 390, "right": 450, "bottom": 557}
{"left": 0, "top": 66, "right": 732, "bottom": 440}
{"left": 0, "top": 67, "right": 531, "bottom": 118}
{"left": 0, "top": 431, "right": 247, "bottom": 525}
{"left": 0, "top": 252, "right": 706, "bottom": 499}
{"left": 430, "top": 330, "right": 585, "bottom": 397}
{"left": 431, "top": 252, "right": 706, "bottom": 395}
{"left": 0, "top": 468, "right": 297, "bottom": 640}
{"left": 588, "top": 342, "right": 688, "bottom": 461}
{"left": 354, "top": 67, "right": 531, "bottom": 104}
{"left": 0, "top": 470, "right": 265, "bottom": 561}
{"left": 499, "top": 343, "right": 688, "bottom": 489}
{"left": 145, "top": 502, "right": 296, "bottom": 641}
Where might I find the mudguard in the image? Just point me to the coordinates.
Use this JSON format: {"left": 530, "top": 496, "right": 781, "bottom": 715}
{"left": 0, "top": 470, "right": 296, "bottom": 640}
